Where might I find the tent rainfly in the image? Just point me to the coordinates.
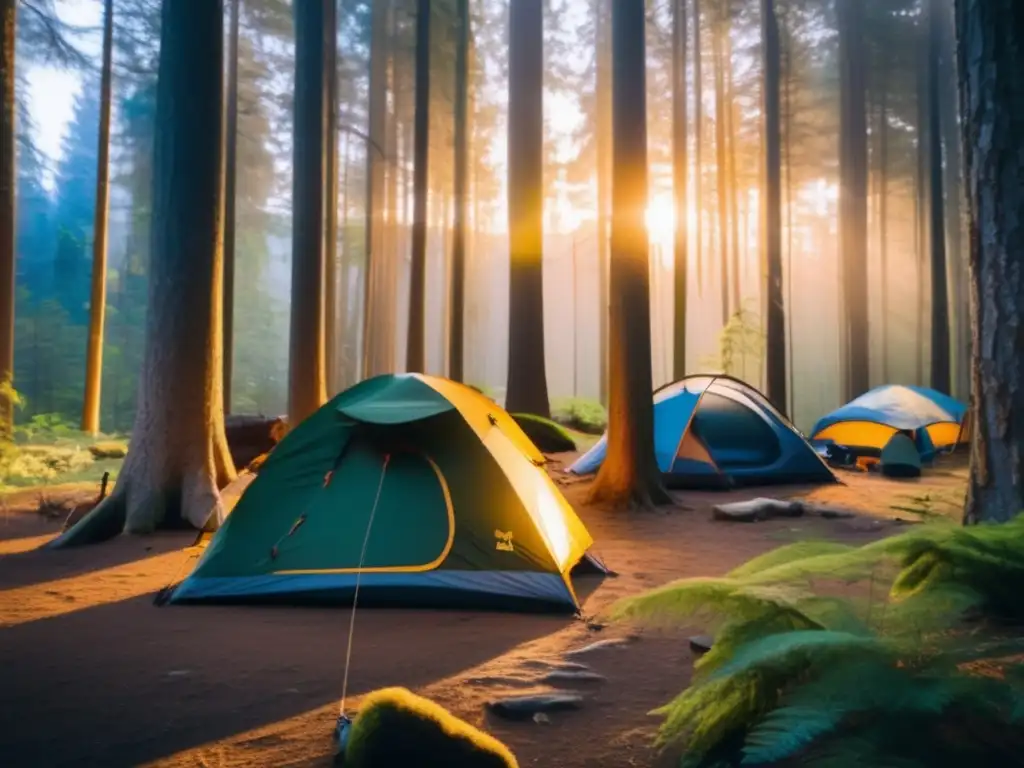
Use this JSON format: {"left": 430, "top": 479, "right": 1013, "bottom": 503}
{"left": 568, "top": 375, "right": 836, "bottom": 489}
{"left": 168, "top": 373, "right": 608, "bottom": 613}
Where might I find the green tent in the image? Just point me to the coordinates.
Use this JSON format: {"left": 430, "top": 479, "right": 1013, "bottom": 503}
{"left": 879, "top": 432, "right": 923, "bottom": 478}
{"left": 169, "top": 373, "right": 608, "bottom": 612}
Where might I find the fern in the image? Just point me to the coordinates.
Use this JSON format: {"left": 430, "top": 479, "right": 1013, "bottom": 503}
{"left": 615, "top": 517, "right": 1024, "bottom": 767}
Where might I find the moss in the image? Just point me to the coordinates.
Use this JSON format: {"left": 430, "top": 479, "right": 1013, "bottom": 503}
{"left": 88, "top": 441, "right": 129, "bottom": 459}
{"left": 345, "top": 687, "right": 518, "bottom": 768}
{"left": 550, "top": 397, "right": 607, "bottom": 435}
{"left": 511, "top": 413, "right": 577, "bottom": 453}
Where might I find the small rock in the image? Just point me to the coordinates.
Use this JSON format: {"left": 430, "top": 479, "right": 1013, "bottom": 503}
{"left": 166, "top": 670, "right": 191, "bottom": 677}
{"left": 520, "top": 659, "right": 592, "bottom": 673}
{"left": 689, "top": 635, "right": 714, "bottom": 654}
{"left": 586, "top": 620, "right": 606, "bottom": 632}
{"left": 533, "top": 713, "right": 551, "bottom": 725}
{"left": 712, "top": 498, "right": 804, "bottom": 523}
{"left": 487, "top": 692, "right": 584, "bottom": 721}
{"left": 540, "top": 670, "right": 606, "bottom": 684}
{"left": 563, "top": 638, "right": 631, "bottom": 657}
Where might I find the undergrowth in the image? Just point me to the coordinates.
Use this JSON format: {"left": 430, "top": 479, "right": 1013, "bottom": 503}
{"left": 551, "top": 397, "right": 607, "bottom": 434}
{"left": 613, "top": 516, "right": 1024, "bottom": 767}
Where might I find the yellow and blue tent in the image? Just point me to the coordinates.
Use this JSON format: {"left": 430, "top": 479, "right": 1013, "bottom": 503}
{"left": 810, "top": 384, "right": 967, "bottom": 462}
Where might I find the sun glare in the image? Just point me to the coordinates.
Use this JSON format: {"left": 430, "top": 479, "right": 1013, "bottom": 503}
{"left": 645, "top": 195, "right": 677, "bottom": 247}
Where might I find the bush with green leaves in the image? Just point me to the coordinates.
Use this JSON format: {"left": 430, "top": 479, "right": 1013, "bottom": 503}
{"left": 613, "top": 517, "right": 1024, "bottom": 767}
{"left": 551, "top": 397, "right": 607, "bottom": 434}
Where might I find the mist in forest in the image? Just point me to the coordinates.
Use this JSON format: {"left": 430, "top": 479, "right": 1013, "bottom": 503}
{"left": 11, "top": 0, "right": 965, "bottom": 435}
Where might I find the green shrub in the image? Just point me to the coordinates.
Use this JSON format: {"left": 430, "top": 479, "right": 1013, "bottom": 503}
{"left": 0, "top": 444, "right": 94, "bottom": 485}
{"left": 612, "top": 518, "right": 1024, "bottom": 767}
{"left": 511, "top": 413, "right": 576, "bottom": 453}
{"left": 14, "top": 412, "right": 78, "bottom": 443}
{"left": 551, "top": 397, "right": 607, "bottom": 434}
{"left": 345, "top": 687, "right": 518, "bottom": 768}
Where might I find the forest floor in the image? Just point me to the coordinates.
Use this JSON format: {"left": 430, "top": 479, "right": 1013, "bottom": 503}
{"left": 0, "top": 450, "right": 969, "bottom": 768}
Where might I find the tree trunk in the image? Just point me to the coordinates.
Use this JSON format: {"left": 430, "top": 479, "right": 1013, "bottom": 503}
{"left": 915, "top": 18, "right": 928, "bottom": 386}
{"left": 877, "top": 45, "right": 889, "bottom": 383}
{"left": 362, "top": 0, "right": 388, "bottom": 381}
{"left": 671, "top": 0, "right": 688, "bottom": 381}
{"left": 54, "top": 0, "right": 235, "bottom": 547}
{"left": 381, "top": 0, "right": 399, "bottom": 375}
{"left": 939, "top": 0, "right": 967, "bottom": 400}
{"left": 449, "top": 0, "right": 469, "bottom": 382}
{"left": 588, "top": 0, "right": 671, "bottom": 510}
{"left": 958, "top": 0, "right": 1024, "bottom": 525}
{"left": 781, "top": 0, "right": 794, "bottom": 414}
{"left": 837, "top": 0, "right": 869, "bottom": 400}
{"left": 406, "top": 0, "right": 430, "bottom": 373}
{"left": 288, "top": 0, "right": 328, "bottom": 423}
{"left": 927, "top": 0, "right": 950, "bottom": 394}
{"left": 762, "top": 0, "right": 785, "bottom": 414}
{"left": 595, "top": 0, "right": 611, "bottom": 404}
{"left": 324, "top": 0, "right": 340, "bottom": 393}
{"left": 723, "top": 9, "right": 740, "bottom": 314}
{"left": 81, "top": 0, "right": 114, "bottom": 435}
{"left": 693, "top": 0, "right": 703, "bottom": 295}
{"left": 505, "top": 0, "right": 549, "bottom": 417}
{"left": 0, "top": 0, "right": 14, "bottom": 436}
{"left": 221, "top": 0, "right": 239, "bottom": 415}
{"left": 711, "top": 0, "right": 729, "bottom": 324}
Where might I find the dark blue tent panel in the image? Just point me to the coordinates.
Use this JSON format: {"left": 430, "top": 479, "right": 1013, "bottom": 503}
{"left": 568, "top": 375, "right": 836, "bottom": 489}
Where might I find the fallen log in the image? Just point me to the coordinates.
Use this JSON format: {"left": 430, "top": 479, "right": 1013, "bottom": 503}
{"left": 224, "top": 415, "right": 288, "bottom": 472}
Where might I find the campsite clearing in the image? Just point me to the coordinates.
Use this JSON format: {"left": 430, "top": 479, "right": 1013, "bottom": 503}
{"left": 0, "top": 453, "right": 968, "bottom": 768}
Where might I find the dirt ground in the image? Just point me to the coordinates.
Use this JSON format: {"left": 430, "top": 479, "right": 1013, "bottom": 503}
{"left": 0, "top": 455, "right": 968, "bottom": 768}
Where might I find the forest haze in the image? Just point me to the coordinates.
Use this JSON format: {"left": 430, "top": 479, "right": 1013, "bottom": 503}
{"left": 7, "top": 0, "right": 964, "bottom": 438}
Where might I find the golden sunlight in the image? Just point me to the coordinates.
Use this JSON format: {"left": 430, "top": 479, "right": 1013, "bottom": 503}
{"left": 645, "top": 195, "right": 677, "bottom": 248}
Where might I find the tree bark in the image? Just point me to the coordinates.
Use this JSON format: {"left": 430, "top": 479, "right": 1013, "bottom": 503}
{"left": 505, "top": 0, "right": 549, "bottom": 417}
{"left": 449, "top": 0, "right": 469, "bottom": 383}
{"left": 54, "top": 0, "right": 235, "bottom": 547}
{"left": 0, "top": 0, "right": 14, "bottom": 437}
{"left": 406, "top": 0, "right": 430, "bottom": 373}
{"left": 671, "top": 0, "right": 688, "bottom": 381}
{"left": 762, "top": 0, "right": 785, "bottom": 415}
{"left": 837, "top": 0, "right": 869, "bottom": 400}
{"left": 288, "top": 0, "right": 328, "bottom": 423}
{"left": 324, "top": 0, "right": 340, "bottom": 393}
{"left": 588, "top": 0, "right": 671, "bottom": 510}
{"left": 927, "top": 0, "right": 950, "bottom": 394}
{"left": 81, "top": 0, "right": 114, "bottom": 435}
{"left": 595, "top": 0, "right": 611, "bottom": 404}
{"left": 363, "top": 0, "right": 389, "bottom": 380}
{"left": 958, "top": 0, "right": 1024, "bottom": 524}
{"left": 221, "top": 0, "right": 239, "bottom": 415}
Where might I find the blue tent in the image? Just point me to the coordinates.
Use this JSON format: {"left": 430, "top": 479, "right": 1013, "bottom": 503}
{"left": 810, "top": 384, "right": 967, "bottom": 462}
{"left": 567, "top": 375, "right": 836, "bottom": 489}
